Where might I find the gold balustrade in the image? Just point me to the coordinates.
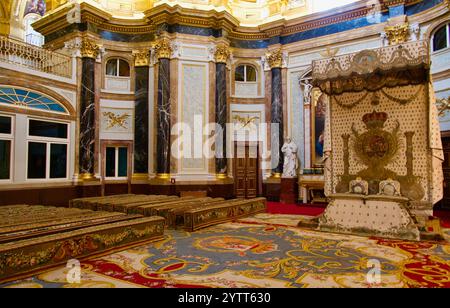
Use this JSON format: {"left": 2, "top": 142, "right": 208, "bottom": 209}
{"left": 0, "top": 35, "right": 72, "bottom": 79}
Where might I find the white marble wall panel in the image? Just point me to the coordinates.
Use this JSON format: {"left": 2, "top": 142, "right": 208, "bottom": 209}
{"left": 178, "top": 62, "right": 208, "bottom": 174}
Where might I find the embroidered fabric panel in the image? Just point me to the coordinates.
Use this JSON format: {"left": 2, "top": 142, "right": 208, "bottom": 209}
{"left": 329, "top": 84, "right": 430, "bottom": 202}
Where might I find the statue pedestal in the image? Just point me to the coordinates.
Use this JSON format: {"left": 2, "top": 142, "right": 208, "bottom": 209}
{"left": 280, "top": 177, "right": 298, "bottom": 204}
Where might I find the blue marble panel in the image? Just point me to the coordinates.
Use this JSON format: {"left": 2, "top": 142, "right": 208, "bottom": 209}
{"left": 389, "top": 5, "right": 404, "bottom": 17}
{"left": 230, "top": 39, "right": 270, "bottom": 49}
{"left": 281, "top": 13, "right": 389, "bottom": 45}
{"left": 406, "top": 0, "right": 444, "bottom": 16}
{"left": 167, "top": 24, "right": 222, "bottom": 37}
{"left": 99, "top": 30, "right": 154, "bottom": 42}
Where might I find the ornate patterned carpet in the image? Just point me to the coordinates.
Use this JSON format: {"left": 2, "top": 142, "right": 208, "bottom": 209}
{"left": 2, "top": 214, "right": 449, "bottom": 288}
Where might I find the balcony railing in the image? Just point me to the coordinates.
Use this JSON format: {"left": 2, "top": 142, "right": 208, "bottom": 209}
{"left": 0, "top": 35, "right": 72, "bottom": 79}
{"left": 25, "top": 33, "right": 44, "bottom": 47}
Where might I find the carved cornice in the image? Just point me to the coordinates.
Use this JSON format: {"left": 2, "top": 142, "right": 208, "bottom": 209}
{"left": 152, "top": 37, "right": 172, "bottom": 60}
{"left": 214, "top": 44, "right": 231, "bottom": 63}
{"left": 132, "top": 49, "right": 151, "bottom": 67}
{"left": 35, "top": 0, "right": 431, "bottom": 45}
{"left": 144, "top": 4, "right": 239, "bottom": 33}
{"left": 385, "top": 22, "right": 410, "bottom": 45}
{"left": 383, "top": 0, "right": 406, "bottom": 7}
{"left": 266, "top": 49, "right": 283, "bottom": 69}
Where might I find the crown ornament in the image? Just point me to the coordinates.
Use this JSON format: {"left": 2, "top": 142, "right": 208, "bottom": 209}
{"left": 362, "top": 110, "right": 388, "bottom": 129}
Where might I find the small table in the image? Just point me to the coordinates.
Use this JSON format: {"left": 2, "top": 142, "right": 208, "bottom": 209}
{"left": 299, "top": 175, "right": 325, "bottom": 204}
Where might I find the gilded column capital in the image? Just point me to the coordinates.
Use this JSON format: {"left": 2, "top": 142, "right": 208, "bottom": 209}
{"left": 132, "top": 49, "right": 151, "bottom": 67}
{"left": 266, "top": 49, "right": 283, "bottom": 69}
{"left": 214, "top": 44, "right": 231, "bottom": 64}
{"left": 152, "top": 37, "right": 172, "bottom": 60}
{"left": 384, "top": 22, "right": 409, "bottom": 45}
{"left": 80, "top": 38, "right": 100, "bottom": 59}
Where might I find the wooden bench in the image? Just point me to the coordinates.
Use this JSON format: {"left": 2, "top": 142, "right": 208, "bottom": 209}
{"left": 184, "top": 198, "right": 266, "bottom": 231}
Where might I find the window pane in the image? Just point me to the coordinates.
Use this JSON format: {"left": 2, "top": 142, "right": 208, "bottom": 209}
{"left": 246, "top": 66, "right": 256, "bottom": 82}
{"left": 235, "top": 66, "right": 245, "bottom": 82}
{"left": 119, "top": 60, "right": 130, "bottom": 77}
{"left": 0, "top": 140, "right": 11, "bottom": 179}
{"left": 433, "top": 26, "right": 448, "bottom": 51}
{"left": 28, "top": 142, "right": 46, "bottom": 179}
{"left": 105, "top": 147, "right": 116, "bottom": 177}
{"left": 29, "top": 120, "right": 67, "bottom": 139}
{"left": 50, "top": 144, "right": 67, "bottom": 178}
{"left": 118, "top": 147, "right": 128, "bottom": 177}
{"left": 106, "top": 59, "right": 118, "bottom": 76}
{"left": 0, "top": 116, "right": 11, "bottom": 134}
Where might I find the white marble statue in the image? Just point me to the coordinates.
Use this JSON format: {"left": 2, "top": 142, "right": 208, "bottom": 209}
{"left": 282, "top": 137, "right": 299, "bottom": 178}
{"left": 301, "top": 79, "right": 313, "bottom": 105}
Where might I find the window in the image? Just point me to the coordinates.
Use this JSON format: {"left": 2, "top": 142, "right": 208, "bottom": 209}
{"left": 0, "top": 115, "right": 13, "bottom": 181}
{"left": 24, "top": 14, "right": 44, "bottom": 47}
{"left": 0, "top": 87, "right": 67, "bottom": 114}
{"left": 235, "top": 65, "right": 257, "bottom": 82}
{"left": 106, "top": 59, "right": 131, "bottom": 77}
{"left": 432, "top": 23, "right": 450, "bottom": 52}
{"left": 27, "top": 119, "right": 68, "bottom": 180}
{"left": 105, "top": 146, "right": 128, "bottom": 179}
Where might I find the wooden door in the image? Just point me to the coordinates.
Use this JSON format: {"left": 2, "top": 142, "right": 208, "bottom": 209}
{"left": 234, "top": 143, "right": 258, "bottom": 199}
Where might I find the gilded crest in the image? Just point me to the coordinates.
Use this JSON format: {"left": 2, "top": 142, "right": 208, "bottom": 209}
{"left": 102, "top": 112, "right": 130, "bottom": 129}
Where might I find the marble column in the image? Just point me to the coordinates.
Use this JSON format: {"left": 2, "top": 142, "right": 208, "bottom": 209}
{"left": 133, "top": 50, "right": 150, "bottom": 175}
{"left": 214, "top": 44, "right": 230, "bottom": 177}
{"left": 79, "top": 39, "right": 99, "bottom": 179}
{"left": 154, "top": 37, "right": 172, "bottom": 177}
{"left": 267, "top": 49, "right": 284, "bottom": 176}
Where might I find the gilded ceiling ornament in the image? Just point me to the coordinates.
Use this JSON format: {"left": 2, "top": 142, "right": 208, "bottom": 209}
{"left": 265, "top": 49, "right": 283, "bottom": 69}
{"left": 152, "top": 37, "right": 172, "bottom": 60}
{"left": 132, "top": 49, "right": 151, "bottom": 67}
{"left": 214, "top": 44, "right": 231, "bottom": 64}
{"left": 80, "top": 38, "right": 100, "bottom": 59}
{"left": 384, "top": 23, "right": 409, "bottom": 45}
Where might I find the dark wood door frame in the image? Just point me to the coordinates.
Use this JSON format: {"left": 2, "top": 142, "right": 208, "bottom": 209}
{"left": 100, "top": 140, "right": 133, "bottom": 196}
{"left": 233, "top": 141, "right": 263, "bottom": 198}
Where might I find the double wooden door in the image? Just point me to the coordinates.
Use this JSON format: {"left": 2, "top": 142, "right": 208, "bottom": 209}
{"left": 234, "top": 143, "right": 258, "bottom": 199}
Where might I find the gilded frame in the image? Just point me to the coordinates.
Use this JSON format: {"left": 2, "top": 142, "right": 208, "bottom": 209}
{"left": 311, "top": 87, "right": 325, "bottom": 167}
